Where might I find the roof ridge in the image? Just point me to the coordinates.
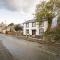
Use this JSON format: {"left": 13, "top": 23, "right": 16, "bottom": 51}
{"left": 23, "top": 19, "right": 35, "bottom": 24}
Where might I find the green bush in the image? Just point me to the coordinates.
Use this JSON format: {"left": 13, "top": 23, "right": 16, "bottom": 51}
{"left": 44, "top": 26, "right": 60, "bottom": 42}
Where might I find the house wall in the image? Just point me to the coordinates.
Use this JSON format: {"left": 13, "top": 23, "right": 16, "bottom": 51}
{"left": 0, "top": 28, "right": 2, "bottom": 33}
{"left": 36, "top": 21, "right": 48, "bottom": 35}
{"left": 29, "top": 23, "right": 32, "bottom": 35}
{"left": 36, "top": 22, "right": 39, "bottom": 35}
{"left": 2, "top": 30, "right": 6, "bottom": 34}
{"left": 23, "top": 23, "right": 36, "bottom": 35}
{"left": 23, "top": 21, "right": 48, "bottom": 35}
{"left": 44, "top": 21, "right": 48, "bottom": 32}
{"left": 23, "top": 24, "right": 26, "bottom": 35}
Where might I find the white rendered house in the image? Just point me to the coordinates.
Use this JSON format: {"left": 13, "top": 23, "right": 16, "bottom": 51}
{"left": 23, "top": 19, "right": 48, "bottom": 36}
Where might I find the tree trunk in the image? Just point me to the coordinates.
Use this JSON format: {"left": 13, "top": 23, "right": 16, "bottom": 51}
{"left": 47, "top": 20, "right": 52, "bottom": 32}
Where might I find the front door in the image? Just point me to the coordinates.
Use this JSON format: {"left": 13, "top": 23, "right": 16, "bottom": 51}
{"left": 32, "top": 30, "right": 36, "bottom": 35}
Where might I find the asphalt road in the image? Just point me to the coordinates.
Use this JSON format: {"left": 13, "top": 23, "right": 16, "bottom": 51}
{"left": 0, "top": 34, "right": 60, "bottom": 60}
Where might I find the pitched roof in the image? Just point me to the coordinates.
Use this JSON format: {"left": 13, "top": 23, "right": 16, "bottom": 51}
{"left": 23, "top": 19, "right": 36, "bottom": 24}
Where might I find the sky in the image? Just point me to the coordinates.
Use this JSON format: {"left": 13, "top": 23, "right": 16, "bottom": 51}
{"left": 0, "top": 0, "right": 45, "bottom": 24}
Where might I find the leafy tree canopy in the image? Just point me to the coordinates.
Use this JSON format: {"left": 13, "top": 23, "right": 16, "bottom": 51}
{"left": 8, "top": 23, "right": 14, "bottom": 26}
{"left": 14, "top": 24, "right": 23, "bottom": 31}
{"left": 35, "top": 0, "right": 60, "bottom": 31}
{"left": 35, "top": 1, "right": 54, "bottom": 24}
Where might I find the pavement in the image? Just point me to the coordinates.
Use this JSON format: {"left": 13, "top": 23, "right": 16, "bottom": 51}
{"left": 0, "top": 34, "right": 60, "bottom": 60}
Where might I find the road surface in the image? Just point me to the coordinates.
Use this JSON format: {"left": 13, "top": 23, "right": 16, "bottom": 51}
{"left": 0, "top": 34, "right": 59, "bottom": 60}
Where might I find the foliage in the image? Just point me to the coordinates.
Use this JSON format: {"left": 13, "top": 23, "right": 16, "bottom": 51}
{"left": 8, "top": 23, "right": 14, "bottom": 26}
{"left": 50, "top": 0, "right": 60, "bottom": 8}
{"left": 14, "top": 24, "right": 23, "bottom": 31}
{"left": 35, "top": 0, "right": 60, "bottom": 27}
{"left": 35, "top": 1, "right": 55, "bottom": 32}
{"left": 45, "top": 26, "right": 60, "bottom": 42}
{"left": 35, "top": 1, "right": 54, "bottom": 23}
{"left": 57, "top": 16, "right": 60, "bottom": 25}
{"left": 35, "top": 0, "right": 60, "bottom": 42}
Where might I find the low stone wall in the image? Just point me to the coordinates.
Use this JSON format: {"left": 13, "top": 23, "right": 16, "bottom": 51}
{"left": 17, "top": 35, "right": 47, "bottom": 44}
{"left": 6, "top": 32, "right": 16, "bottom": 35}
{"left": 6, "top": 32, "right": 54, "bottom": 44}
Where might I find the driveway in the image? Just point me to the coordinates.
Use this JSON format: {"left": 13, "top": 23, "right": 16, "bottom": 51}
{"left": 0, "top": 34, "right": 60, "bottom": 60}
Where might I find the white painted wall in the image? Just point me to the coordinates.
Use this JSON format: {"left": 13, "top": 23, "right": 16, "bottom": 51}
{"left": 23, "top": 21, "right": 48, "bottom": 35}
{"left": 29, "top": 23, "right": 32, "bottom": 35}
{"left": 51, "top": 15, "right": 58, "bottom": 28}
{"left": 36, "top": 22, "right": 39, "bottom": 35}
{"left": 44, "top": 21, "right": 48, "bottom": 32}
{"left": 23, "top": 24, "right": 26, "bottom": 35}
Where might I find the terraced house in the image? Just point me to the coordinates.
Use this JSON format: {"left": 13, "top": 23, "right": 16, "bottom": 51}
{"left": 23, "top": 19, "right": 48, "bottom": 36}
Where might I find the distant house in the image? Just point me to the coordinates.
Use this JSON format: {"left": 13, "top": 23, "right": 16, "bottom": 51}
{"left": 0, "top": 22, "right": 16, "bottom": 34}
{"left": 6, "top": 25, "right": 16, "bottom": 33}
{"left": 23, "top": 19, "right": 48, "bottom": 36}
{"left": 0, "top": 22, "right": 7, "bottom": 33}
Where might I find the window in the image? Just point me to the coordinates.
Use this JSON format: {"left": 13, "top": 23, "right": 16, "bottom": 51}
{"left": 39, "top": 23, "right": 44, "bottom": 27}
{"left": 26, "top": 23, "right": 29, "bottom": 28}
{"left": 32, "top": 22, "right": 36, "bottom": 27}
{"left": 39, "top": 28, "right": 44, "bottom": 35}
{"left": 26, "top": 29, "right": 29, "bottom": 34}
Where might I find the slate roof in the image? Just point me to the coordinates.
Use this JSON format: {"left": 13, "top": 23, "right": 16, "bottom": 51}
{"left": 23, "top": 19, "right": 36, "bottom": 24}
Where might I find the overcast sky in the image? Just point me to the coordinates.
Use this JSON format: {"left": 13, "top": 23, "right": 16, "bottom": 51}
{"left": 0, "top": 0, "right": 46, "bottom": 24}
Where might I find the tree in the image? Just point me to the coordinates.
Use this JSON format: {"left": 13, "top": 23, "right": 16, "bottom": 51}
{"left": 8, "top": 23, "right": 14, "bottom": 26}
{"left": 35, "top": 1, "right": 54, "bottom": 32}
{"left": 7, "top": 23, "right": 15, "bottom": 32}
{"left": 35, "top": 0, "right": 60, "bottom": 42}
{"left": 35, "top": 0, "right": 60, "bottom": 32}
{"left": 14, "top": 24, "right": 23, "bottom": 31}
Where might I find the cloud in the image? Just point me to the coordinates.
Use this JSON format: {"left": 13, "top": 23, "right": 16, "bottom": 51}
{"left": 0, "top": 0, "right": 40, "bottom": 12}
{"left": 0, "top": 0, "right": 18, "bottom": 11}
{"left": 0, "top": 0, "right": 48, "bottom": 24}
{"left": 0, "top": 0, "right": 6, "bottom": 8}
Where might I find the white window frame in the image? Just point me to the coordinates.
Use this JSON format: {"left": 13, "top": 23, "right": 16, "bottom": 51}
{"left": 26, "top": 23, "right": 29, "bottom": 28}
{"left": 32, "top": 22, "right": 36, "bottom": 27}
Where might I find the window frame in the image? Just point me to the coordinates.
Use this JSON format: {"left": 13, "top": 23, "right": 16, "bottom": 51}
{"left": 26, "top": 23, "right": 29, "bottom": 28}
{"left": 39, "top": 23, "right": 44, "bottom": 27}
{"left": 39, "top": 28, "right": 44, "bottom": 35}
{"left": 32, "top": 22, "right": 36, "bottom": 27}
{"left": 26, "top": 29, "right": 29, "bottom": 34}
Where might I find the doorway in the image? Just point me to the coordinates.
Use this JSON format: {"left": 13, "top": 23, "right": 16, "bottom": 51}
{"left": 32, "top": 30, "right": 36, "bottom": 35}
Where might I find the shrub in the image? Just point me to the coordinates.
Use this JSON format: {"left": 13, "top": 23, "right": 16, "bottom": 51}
{"left": 44, "top": 26, "right": 60, "bottom": 42}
